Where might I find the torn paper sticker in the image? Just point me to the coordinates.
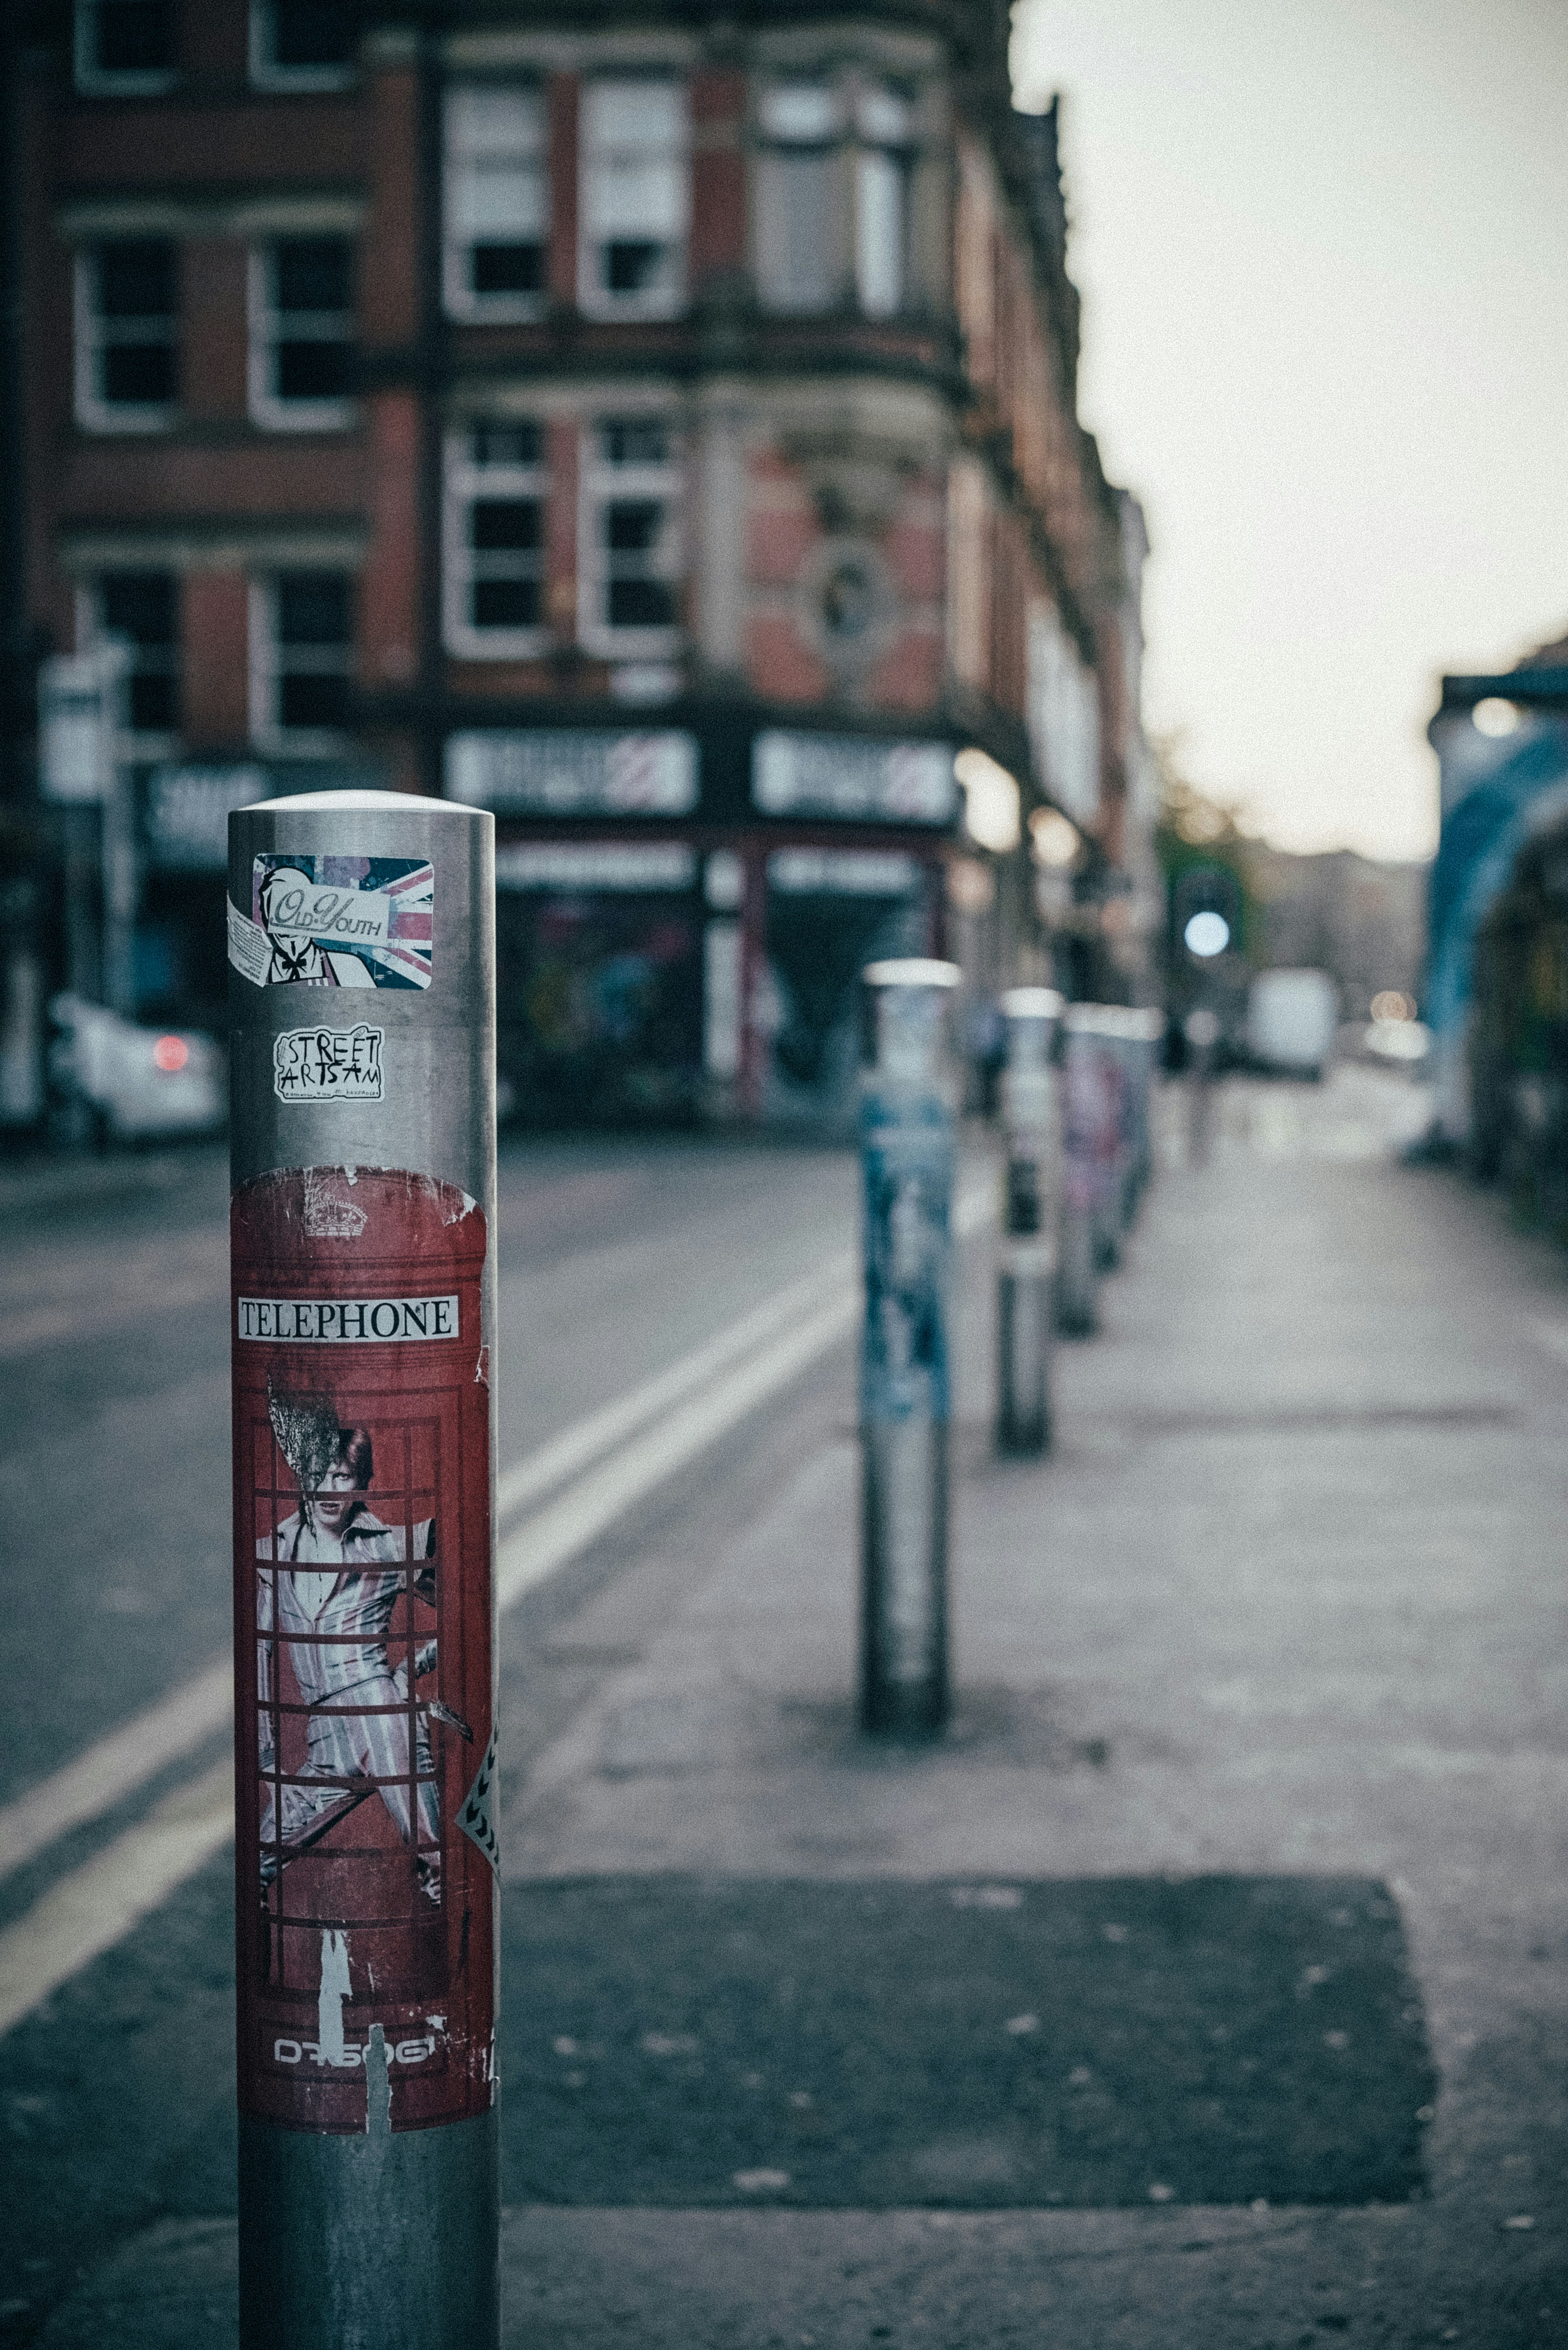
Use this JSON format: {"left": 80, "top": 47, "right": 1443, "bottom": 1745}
{"left": 274, "top": 1024, "right": 384, "bottom": 1104}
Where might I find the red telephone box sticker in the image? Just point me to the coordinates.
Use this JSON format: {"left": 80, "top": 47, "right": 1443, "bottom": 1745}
{"left": 231, "top": 1167, "right": 495, "bottom": 2133}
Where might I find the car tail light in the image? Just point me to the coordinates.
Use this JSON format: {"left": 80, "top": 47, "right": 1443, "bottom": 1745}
{"left": 154, "top": 1035, "right": 190, "bottom": 1073}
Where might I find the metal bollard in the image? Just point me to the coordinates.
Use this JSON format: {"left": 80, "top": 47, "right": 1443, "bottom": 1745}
{"left": 1111, "top": 1008, "right": 1165, "bottom": 1231}
{"left": 228, "top": 791, "right": 499, "bottom": 2350}
{"left": 995, "top": 987, "right": 1063, "bottom": 1456}
{"left": 859, "top": 958, "right": 959, "bottom": 1737}
{"left": 1185, "top": 1004, "right": 1220, "bottom": 1166}
{"left": 1056, "top": 1006, "right": 1118, "bottom": 1333}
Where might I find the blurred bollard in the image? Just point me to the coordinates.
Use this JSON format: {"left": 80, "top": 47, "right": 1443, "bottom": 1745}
{"left": 1053, "top": 1010, "right": 1114, "bottom": 1335}
{"left": 859, "top": 958, "right": 959, "bottom": 1736}
{"left": 228, "top": 791, "right": 500, "bottom": 2350}
{"left": 995, "top": 987, "right": 1063, "bottom": 1456}
{"left": 1185, "top": 1004, "right": 1221, "bottom": 1167}
{"left": 1116, "top": 1009, "right": 1166, "bottom": 1228}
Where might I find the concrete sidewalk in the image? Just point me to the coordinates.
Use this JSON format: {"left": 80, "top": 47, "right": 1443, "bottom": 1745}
{"left": 39, "top": 1076, "right": 1568, "bottom": 2345}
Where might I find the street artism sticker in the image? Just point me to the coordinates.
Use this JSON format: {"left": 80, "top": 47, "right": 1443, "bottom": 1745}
{"left": 228, "top": 856, "right": 433, "bottom": 990}
{"left": 274, "top": 1023, "right": 384, "bottom": 1104}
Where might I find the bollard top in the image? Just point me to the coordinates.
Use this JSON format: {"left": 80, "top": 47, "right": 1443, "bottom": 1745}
{"left": 1065, "top": 1001, "right": 1159, "bottom": 1039}
{"left": 862, "top": 958, "right": 961, "bottom": 990}
{"left": 1000, "top": 987, "right": 1065, "bottom": 1021}
{"left": 236, "top": 788, "right": 478, "bottom": 817}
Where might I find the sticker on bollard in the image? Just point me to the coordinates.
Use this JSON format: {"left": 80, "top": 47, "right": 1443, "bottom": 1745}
{"left": 228, "top": 854, "right": 434, "bottom": 990}
{"left": 232, "top": 1167, "right": 495, "bottom": 2134}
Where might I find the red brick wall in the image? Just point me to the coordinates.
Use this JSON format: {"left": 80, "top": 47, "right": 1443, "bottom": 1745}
{"left": 182, "top": 568, "right": 250, "bottom": 745}
{"left": 358, "top": 392, "right": 419, "bottom": 691}
{"left": 63, "top": 105, "right": 363, "bottom": 186}
{"left": 544, "top": 417, "right": 579, "bottom": 644}
{"left": 690, "top": 69, "right": 746, "bottom": 291}
{"left": 547, "top": 75, "right": 579, "bottom": 307}
{"left": 362, "top": 66, "right": 419, "bottom": 350}
{"left": 180, "top": 239, "right": 247, "bottom": 419}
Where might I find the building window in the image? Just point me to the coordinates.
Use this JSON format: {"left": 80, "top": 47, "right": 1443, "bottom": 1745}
{"left": 755, "top": 75, "right": 914, "bottom": 320}
{"left": 854, "top": 85, "right": 913, "bottom": 317}
{"left": 444, "top": 422, "right": 547, "bottom": 658}
{"left": 75, "top": 0, "right": 175, "bottom": 93}
{"left": 88, "top": 573, "right": 180, "bottom": 736}
{"left": 75, "top": 241, "right": 178, "bottom": 431}
{"left": 249, "top": 240, "right": 354, "bottom": 429}
{"left": 755, "top": 83, "right": 842, "bottom": 314}
{"left": 250, "top": 0, "right": 356, "bottom": 90}
{"left": 444, "top": 85, "right": 548, "bottom": 318}
{"left": 251, "top": 574, "right": 353, "bottom": 744}
{"left": 581, "top": 417, "right": 681, "bottom": 652}
{"left": 579, "top": 81, "right": 689, "bottom": 318}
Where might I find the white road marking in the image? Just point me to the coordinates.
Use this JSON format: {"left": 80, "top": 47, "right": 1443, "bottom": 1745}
{"left": 0, "top": 1662, "right": 232, "bottom": 1884}
{"left": 493, "top": 1252, "right": 855, "bottom": 1521}
{"left": 0, "top": 1167, "right": 995, "bottom": 2031}
{"left": 0, "top": 1759, "right": 234, "bottom": 2039}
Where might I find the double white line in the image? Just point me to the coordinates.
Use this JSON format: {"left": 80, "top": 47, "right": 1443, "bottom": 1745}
{"left": 0, "top": 1173, "right": 993, "bottom": 2038}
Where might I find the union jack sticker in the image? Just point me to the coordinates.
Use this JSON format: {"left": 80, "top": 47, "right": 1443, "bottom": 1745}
{"left": 242, "top": 855, "right": 435, "bottom": 991}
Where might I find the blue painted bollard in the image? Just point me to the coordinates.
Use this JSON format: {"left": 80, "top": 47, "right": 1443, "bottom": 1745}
{"left": 859, "top": 958, "right": 959, "bottom": 1736}
{"left": 995, "top": 987, "right": 1063, "bottom": 1455}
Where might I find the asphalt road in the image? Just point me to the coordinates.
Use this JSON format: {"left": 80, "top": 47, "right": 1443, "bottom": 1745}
{"left": 5, "top": 1067, "right": 1566, "bottom": 2348}
{"left": 0, "top": 1134, "right": 858, "bottom": 1818}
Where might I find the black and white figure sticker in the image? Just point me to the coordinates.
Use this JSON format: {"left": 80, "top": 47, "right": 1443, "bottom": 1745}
{"left": 273, "top": 1023, "right": 385, "bottom": 1104}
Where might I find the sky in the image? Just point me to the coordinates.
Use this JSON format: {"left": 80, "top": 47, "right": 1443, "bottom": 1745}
{"left": 1010, "top": 0, "right": 1568, "bottom": 863}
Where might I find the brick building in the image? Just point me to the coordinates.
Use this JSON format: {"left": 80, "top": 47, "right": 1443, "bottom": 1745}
{"left": 9, "top": 0, "right": 1153, "bottom": 1127}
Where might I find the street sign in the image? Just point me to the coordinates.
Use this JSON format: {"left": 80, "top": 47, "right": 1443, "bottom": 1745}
{"left": 38, "top": 648, "right": 128, "bottom": 803}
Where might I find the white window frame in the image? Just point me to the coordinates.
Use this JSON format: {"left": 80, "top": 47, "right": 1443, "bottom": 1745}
{"left": 249, "top": 0, "right": 356, "bottom": 93}
{"left": 74, "top": 0, "right": 176, "bottom": 95}
{"left": 247, "top": 241, "right": 355, "bottom": 433}
{"left": 853, "top": 82, "right": 914, "bottom": 318}
{"left": 79, "top": 575, "right": 181, "bottom": 750}
{"left": 443, "top": 84, "right": 550, "bottom": 321}
{"left": 74, "top": 242, "right": 178, "bottom": 433}
{"left": 443, "top": 423, "right": 550, "bottom": 661}
{"left": 578, "top": 416, "right": 683, "bottom": 660}
{"left": 754, "top": 70, "right": 916, "bottom": 321}
{"left": 248, "top": 572, "right": 354, "bottom": 753}
{"left": 578, "top": 79, "right": 690, "bottom": 321}
{"left": 754, "top": 81, "right": 844, "bottom": 316}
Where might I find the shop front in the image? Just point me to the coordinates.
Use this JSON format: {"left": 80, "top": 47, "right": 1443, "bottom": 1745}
{"left": 445, "top": 721, "right": 960, "bottom": 1128}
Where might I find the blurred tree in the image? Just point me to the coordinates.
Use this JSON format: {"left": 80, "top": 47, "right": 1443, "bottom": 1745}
{"left": 1152, "top": 733, "right": 1257, "bottom": 965}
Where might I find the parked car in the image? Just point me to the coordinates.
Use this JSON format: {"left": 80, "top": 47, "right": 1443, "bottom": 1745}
{"left": 1245, "top": 969, "right": 1338, "bottom": 1080}
{"left": 49, "top": 994, "right": 226, "bottom": 1143}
